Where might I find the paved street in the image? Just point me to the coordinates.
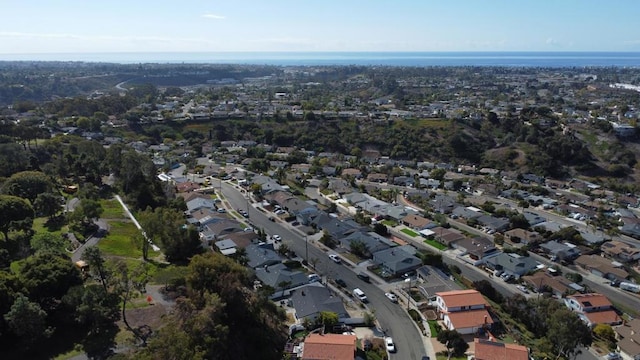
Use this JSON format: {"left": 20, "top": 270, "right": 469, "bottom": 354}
{"left": 221, "top": 182, "right": 432, "bottom": 360}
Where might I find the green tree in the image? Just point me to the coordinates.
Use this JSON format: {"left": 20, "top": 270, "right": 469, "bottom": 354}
{"left": 30, "top": 232, "right": 68, "bottom": 255}
{"left": 373, "top": 222, "right": 389, "bottom": 236}
{"left": 314, "top": 311, "right": 339, "bottom": 332}
{"left": 0, "top": 194, "right": 34, "bottom": 241}
{"left": 547, "top": 307, "right": 592, "bottom": 359}
{"left": 33, "top": 192, "right": 64, "bottom": 219}
{"left": 82, "top": 246, "right": 112, "bottom": 294}
{"left": 4, "top": 294, "right": 53, "bottom": 346}
{"left": 437, "top": 329, "right": 469, "bottom": 357}
{"left": 350, "top": 239, "right": 370, "bottom": 258}
{"left": 18, "top": 252, "right": 83, "bottom": 307}
{"left": 1, "top": 170, "right": 54, "bottom": 203}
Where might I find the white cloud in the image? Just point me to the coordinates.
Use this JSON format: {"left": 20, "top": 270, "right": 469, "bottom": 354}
{"left": 202, "top": 13, "right": 225, "bottom": 20}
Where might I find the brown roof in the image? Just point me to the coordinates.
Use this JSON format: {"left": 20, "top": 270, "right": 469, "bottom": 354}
{"left": 615, "top": 319, "right": 640, "bottom": 356}
{"left": 601, "top": 240, "right": 640, "bottom": 257}
{"left": 522, "top": 272, "right": 571, "bottom": 295}
{"left": 446, "top": 309, "right": 493, "bottom": 329}
{"left": 568, "top": 293, "right": 613, "bottom": 308}
{"left": 583, "top": 310, "right": 621, "bottom": 326}
{"left": 176, "top": 181, "right": 201, "bottom": 193}
{"left": 575, "top": 255, "right": 629, "bottom": 280}
{"left": 180, "top": 192, "right": 210, "bottom": 202}
{"left": 473, "top": 338, "right": 529, "bottom": 360}
{"left": 436, "top": 289, "right": 488, "bottom": 309}
{"left": 302, "top": 333, "right": 356, "bottom": 360}
{"left": 401, "top": 214, "right": 431, "bottom": 229}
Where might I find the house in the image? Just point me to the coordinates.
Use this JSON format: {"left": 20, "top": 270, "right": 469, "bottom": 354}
{"left": 452, "top": 206, "right": 483, "bottom": 220}
{"left": 614, "top": 318, "right": 640, "bottom": 360}
{"left": 341, "top": 168, "right": 362, "bottom": 179}
{"left": 401, "top": 214, "right": 435, "bottom": 230}
{"left": 539, "top": 241, "right": 580, "bottom": 261}
{"left": 186, "top": 197, "right": 217, "bottom": 213}
{"left": 471, "top": 338, "right": 529, "bottom": 360}
{"left": 503, "top": 228, "right": 542, "bottom": 245}
{"left": 340, "top": 231, "right": 393, "bottom": 257}
{"left": 372, "top": 246, "right": 422, "bottom": 277}
{"left": 254, "top": 263, "right": 309, "bottom": 294}
{"left": 328, "top": 179, "right": 352, "bottom": 195}
{"left": 435, "top": 289, "right": 493, "bottom": 335}
{"left": 245, "top": 243, "right": 282, "bottom": 269}
{"left": 300, "top": 333, "right": 357, "bottom": 360}
{"left": 432, "top": 227, "right": 466, "bottom": 247}
{"left": 564, "top": 293, "right": 622, "bottom": 327}
{"left": 575, "top": 255, "right": 629, "bottom": 282}
{"left": 485, "top": 253, "right": 539, "bottom": 279}
{"left": 367, "top": 173, "right": 388, "bottom": 183}
{"left": 176, "top": 181, "right": 201, "bottom": 193}
{"left": 454, "top": 237, "right": 500, "bottom": 265}
{"left": 522, "top": 272, "right": 573, "bottom": 297}
{"left": 214, "top": 239, "right": 238, "bottom": 255}
{"left": 476, "top": 215, "right": 510, "bottom": 232}
{"left": 523, "top": 211, "right": 546, "bottom": 226}
{"left": 290, "top": 283, "right": 349, "bottom": 322}
{"left": 601, "top": 240, "right": 640, "bottom": 262}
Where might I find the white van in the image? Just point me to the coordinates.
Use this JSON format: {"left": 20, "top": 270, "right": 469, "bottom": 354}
{"left": 353, "top": 288, "right": 368, "bottom": 303}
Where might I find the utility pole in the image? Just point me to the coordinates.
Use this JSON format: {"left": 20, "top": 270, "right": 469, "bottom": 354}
{"left": 305, "top": 235, "right": 309, "bottom": 264}
{"left": 405, "top": 278, "right": 412, "bottom": 311}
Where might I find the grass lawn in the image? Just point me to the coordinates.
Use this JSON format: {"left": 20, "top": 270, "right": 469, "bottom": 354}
{"left": 400, "top": 228, "right": 419, "bottom": 237}
{"left": 428, "top": 320, "right": 440, "bottom": 338}
{"left": 381, "top": 219, "right": 397, "bottom": 227}
{"left": 424, "top": 238, "right": 447, "bottom": 250}
{"left": 98, "top": 221, "right": 142, "bottom": 257}
{"left": 32, "top": 217, "right": 67, "bottom": 236}
{"left": 100, "top": 198, "right": 126, "bottom": 219}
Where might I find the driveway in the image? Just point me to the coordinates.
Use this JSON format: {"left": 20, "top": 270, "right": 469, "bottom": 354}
{"left": 71, "top": 218, "right": 109, "bottom": 263}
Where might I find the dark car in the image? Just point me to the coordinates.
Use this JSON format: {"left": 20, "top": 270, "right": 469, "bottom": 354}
{"left": 357, "top": 272, "right": 370, "bottom": 282}
{"left": 334, "top": 278, "right": 347, "bottom": 287}
{"left": 268, "top": 216, "right": 275, "bottom": 222}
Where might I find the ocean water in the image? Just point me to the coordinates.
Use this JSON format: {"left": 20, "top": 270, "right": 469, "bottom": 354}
{"left": 2, "top": 51, "right": 640, "bottom": 67}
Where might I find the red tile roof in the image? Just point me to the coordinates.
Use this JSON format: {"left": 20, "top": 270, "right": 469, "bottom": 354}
{"left": 436, "top": 289, "right": 488, "bottom": 308}
{"left": 583, "top": 310, "right": 622, "bottom": 326}
{"left": 446, "top": 309, "right": 493, "bottom": 330}
{"left": 568, "top": 293, "right": 613, "bottom": 308}
{"left": 302, "top": 333, "right": 356, "bottom": 360}
{"left": 473, "top": 338, "right": 529, "bottom": 360}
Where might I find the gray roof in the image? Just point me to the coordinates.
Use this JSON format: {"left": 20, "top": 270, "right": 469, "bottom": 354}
{"left": 215, "top": 239, "right": 237, "bottom": 251}
{"left": 340, "top": 231, "right": 392, "bottom": 255}
{"left": 255, "top": 263, "right": 308, "bottom": 290}
{"left": 486, "top": 252, "right": 539, "bottom": 277}
{"left": 186, "top": 198, "right": 216, "bottom": 212}
{"left": 245, "top": 244, "right": 282, "bottom": 269}
{"left": 372, "top": 247, "right": 422, "bottom": 275}
{"left": 290, "top": 283, "right": 349, "bottom": 320}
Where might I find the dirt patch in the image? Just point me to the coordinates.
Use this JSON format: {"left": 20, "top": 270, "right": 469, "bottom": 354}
{"left": 423, "top": 309, "right": 438, "bottom": 321}
{"left": 122, "top": 303, "right": 169, "bottom": 330}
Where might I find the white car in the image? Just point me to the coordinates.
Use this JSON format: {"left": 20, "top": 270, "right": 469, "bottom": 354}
{"left": 385, "top": 292, "right": 398, "bottom": 303}
{"left": 516, "top": 285, "right": 529, "bottom": 294}
{"left": 385, "top": 337, "right": 396, "bottom": 353}
{"left": 329, "top": 254, "right": 341, "bottom": 264}
{"left": 272, "top": 235, "right": 282, "bottom": 242}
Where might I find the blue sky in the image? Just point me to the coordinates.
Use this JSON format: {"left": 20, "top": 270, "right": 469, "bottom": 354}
{"left": 1, "top": 0, "right": 639, "bottom": 54}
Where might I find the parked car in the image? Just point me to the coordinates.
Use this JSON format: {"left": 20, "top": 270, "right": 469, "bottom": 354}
{"left": 272, "top": 234, "right": 282, "bottom": 242}
{"left": 308, "top": 274, "right": 321, "bottom": 283}
{"left": 334, "top": 278, "right": 347, "bottom": 287}
{"left": 357, "top": 272, "right": 370, "bottom": 282}
{"left": 516, "top": 285, "right": 529, "bottom": 294}
{"left": 329, "top": 254, "right": 341, "bottom": 264}
{"left": 385, "top": 337, "right": 396, "bottom": 353}
{"left": 269, "top": 216, "right": 276, "bottom": 222}
{"left": 385, "top": 292, "right": 398, "bottom": 303}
